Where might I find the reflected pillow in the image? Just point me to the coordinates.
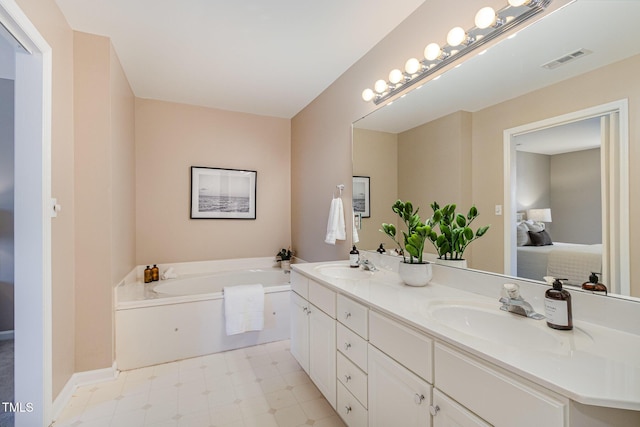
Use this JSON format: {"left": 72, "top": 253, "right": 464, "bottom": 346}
{"left": 527, "top": 230, "right": 553, "bottom": 246}
{"left": 524, "top": 220, "right": 545, "bottom": 232}
{"left": 516, "top": 222, "right": 530, "bottom": 246}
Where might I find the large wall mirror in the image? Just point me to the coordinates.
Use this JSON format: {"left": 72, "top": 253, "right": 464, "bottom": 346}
{"left": 352, "top": 0, "right": 639, "bottom": 299}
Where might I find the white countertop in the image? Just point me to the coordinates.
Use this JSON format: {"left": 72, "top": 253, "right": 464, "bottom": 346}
{"left": 292, "top": 260, "right": 640, "bottom": 411}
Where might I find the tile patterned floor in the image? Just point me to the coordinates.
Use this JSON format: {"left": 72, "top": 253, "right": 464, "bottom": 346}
{"left": 53, "top": 340, "right": 346, "bottom": 427}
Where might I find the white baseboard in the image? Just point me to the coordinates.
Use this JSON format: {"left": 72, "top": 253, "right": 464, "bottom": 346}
{"left": 52, "top": 361, "right": 119, "bottom": 421}
{"left": 0, "top": 330, "right": 14, "bottom": 340}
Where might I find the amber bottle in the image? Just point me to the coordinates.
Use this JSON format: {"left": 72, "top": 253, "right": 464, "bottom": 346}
{"left": 144, "top": 266, "right": 152, "bottom": 283}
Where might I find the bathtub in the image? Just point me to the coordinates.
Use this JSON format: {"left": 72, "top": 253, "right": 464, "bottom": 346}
{"left": 115, "top": 260, "right": 291, "bottom": 370}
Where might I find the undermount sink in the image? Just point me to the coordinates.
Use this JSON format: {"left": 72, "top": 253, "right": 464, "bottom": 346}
{"left": 426, "top": 300, "right": 593, "bottom": 353}
{"left": 314, "top": 264, "right": 374, "bottom": 280}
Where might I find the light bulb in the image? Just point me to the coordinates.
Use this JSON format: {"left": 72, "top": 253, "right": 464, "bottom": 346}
{"left": 362, "top": 88, "right": 374, "bottom": 102}
{"left": 374, "top": 79, "right": 388, "bottom": 94}
{"left": 404, "top": 58, "right": 421, "bottom": 75}
{"left": 424, "top": 43, "right": 442, "bottom": 61}
{"left": 508, "top": 0, "right": 530, "bottom": 6}
{"left": 389, "top": 69, "right": 403, "bottom": 84}
{"left": 447, "top": 27, "right": 467, "bottom": 47}
{"left": 475, "top": 7, "right": 497, "bottom": 29}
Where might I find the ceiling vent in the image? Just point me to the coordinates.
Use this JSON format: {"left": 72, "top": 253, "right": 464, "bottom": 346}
{"left": 541, "top": 49, "right": 593, "bottom": 70}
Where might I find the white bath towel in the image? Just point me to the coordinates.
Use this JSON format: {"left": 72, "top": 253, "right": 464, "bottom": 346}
{"left": 325, "top": 197, "right": 346, "bottom": 245}
{"left": 223, "top": 284, "right": 265, "bottom": 336}
{"left": 161, "top": 267, "right": 178, "bottom": 280}
{"left": 352, "top": 216, "right": 360, "bottom": 244}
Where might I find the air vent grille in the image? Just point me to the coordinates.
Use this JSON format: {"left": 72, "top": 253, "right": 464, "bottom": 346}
{"left": 541, "top": 48, "right": 593, "bottom": 70}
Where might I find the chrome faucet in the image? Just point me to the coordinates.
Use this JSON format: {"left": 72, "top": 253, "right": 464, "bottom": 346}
{"left": 499, "top": 283, "right": 544, "bottom": 320}
{"left": 359, "top": 258, "right": 378, "bottom": 272}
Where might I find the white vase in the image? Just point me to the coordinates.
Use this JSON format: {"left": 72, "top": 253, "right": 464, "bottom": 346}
{"left": 435, "top": 258, "right": 468, "bottom": 269}
{"left": 398, "top": 261, "right": 433, "bottom": 287}
{"left": 280, "top": 260, "right": 291, "bottom": 271}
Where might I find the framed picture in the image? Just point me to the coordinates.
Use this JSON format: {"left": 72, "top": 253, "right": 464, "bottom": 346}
{"left": 191, "top": 167, "right": 257, "bottom": 219}
{"left": 352, "top": 176, "right": 370, "bottom": 218}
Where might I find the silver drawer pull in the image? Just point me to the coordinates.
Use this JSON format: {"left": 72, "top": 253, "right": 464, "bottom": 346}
{"left": 344, "top": 374, "right": 351, "bottom": 383}
{"left": 344, "top": 312, "right": 351, "bottom": 319}
{"left": 344, "top": 342, "right": 351, "bottom": 350}
{"left": 302, "top": 306, "right": 308, "bottom": 312}
{"left": 344, "top": 405, "right": 352, "bottom": 414}
{"left": 429, "top": 405, "right": 440, "bottom": 416}
{"left": 414, "top": 393, "right": 425, "bottom": 405}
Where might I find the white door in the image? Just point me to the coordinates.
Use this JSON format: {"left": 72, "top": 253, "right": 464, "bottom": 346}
{"left": 309, "top": 304, "right": 336, "bottom": 408}
{"left": 290, "top": 291, "right": 309, "bottom": 373}
{"left": 368, "top": 344, "right": 431, "bottom": 427}
{"left": 432, "top": 389, "right": 490, "bottom": 427}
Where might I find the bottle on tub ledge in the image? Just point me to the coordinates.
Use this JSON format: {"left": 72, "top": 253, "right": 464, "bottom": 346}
{"left": 143, "top": 265, "right": 152, "bottom": 284}
{"left": 350, "top": 245, "right": 360, "bottom": 268}
{"left": 151, "top": 264, "right": 160, "bottom": 281}
{"left": 544, "top": 278, "right": 573, "bottom": 330}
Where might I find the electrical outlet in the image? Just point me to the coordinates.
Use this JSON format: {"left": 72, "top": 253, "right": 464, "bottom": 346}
{"left": 495, "top": 205, "right": 502, "bottom": 216}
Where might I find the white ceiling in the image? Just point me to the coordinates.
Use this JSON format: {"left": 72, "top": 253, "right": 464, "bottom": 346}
{"left": 515, "top": 116, "right": 601, "bottom": 156}
{"left": 55, "top": 0, "right": 426, "bottom": 118}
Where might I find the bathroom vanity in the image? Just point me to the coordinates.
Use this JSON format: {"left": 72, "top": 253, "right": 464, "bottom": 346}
{"left": 290, "top": 256, "right": 640, "bottom": 427}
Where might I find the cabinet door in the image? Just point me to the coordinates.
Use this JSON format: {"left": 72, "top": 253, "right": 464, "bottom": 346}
{"left": 309, "top": 304, "right": 337, "bottom": 408}
{"left": 432, "top": 389, "right": 490, "bottom": 427}
{"left": 368, "top": 344, "right": 431, "bottom": 427}
{"left": 290, "top": 292, "right": 309, "bottom": 373}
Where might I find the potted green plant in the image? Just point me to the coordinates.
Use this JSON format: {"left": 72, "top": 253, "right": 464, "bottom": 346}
{"left": 380, "top": 200, "right": 433, "bottom": 286}
{"left": 426, "top": 202, "right": 490, "bottom": 267}
{"left": 276, "top": 248, "right": 293, "bottom": 271}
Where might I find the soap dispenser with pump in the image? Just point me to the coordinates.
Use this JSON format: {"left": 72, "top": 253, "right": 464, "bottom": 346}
{"left": 544, "top": 278, "right": 573, "bottom": 330}
{"left": 582, "top": 272, "right": 607, "bottom": 295}
{"left": 350, "top": 246, "right": 360, "bottom": 268}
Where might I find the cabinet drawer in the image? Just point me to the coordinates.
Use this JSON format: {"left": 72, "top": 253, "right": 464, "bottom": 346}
{"left": 433, "top": 388, "right": 490, "bottom": 427}
{"left": 435, "top": 343, "right": 567, "bottom": 427}
{"left": 337, "top": 352, "right": 368, "bottom": 408}
{"left": 369, "top": 310, "right": 433, "bottom": 383}
{"left": 337, "top": 323, "right": 367, "bottom": 372}
{"left": 291, "top": 270, "right": 308, "bottom": 299}
{"left": 337, "top": 382, "right": 368, "bottom": 427}
{"left": 309, "top": 279, "right": 336, "bottom": 318}
{"left": 337, "top": 294, "right": 368, "bottom": 339}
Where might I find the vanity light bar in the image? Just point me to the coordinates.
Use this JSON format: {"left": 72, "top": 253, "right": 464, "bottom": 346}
{"left": 362, "top": 0, "right": 553, "bottom": 105}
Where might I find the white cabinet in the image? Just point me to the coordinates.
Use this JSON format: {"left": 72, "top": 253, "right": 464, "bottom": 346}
{"left": 368, "top": 344, "right": 432, "bottom": 427}
{"left": 290, "top": 291, "right": 309, "bottom": 373}
{"left": 432, "top": 389, "right": 490, "bottom": 427}
{"left": 309, "top": 303, "right": 337, "bottom": 408}
{"left": 290, "top": 276, "right": 337, "bottom": 409}
{"left": 435, "top": 343, "right": 567, "bottom": 427}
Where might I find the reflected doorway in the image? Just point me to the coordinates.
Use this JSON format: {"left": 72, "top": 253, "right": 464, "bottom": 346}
{"left": 504, "top": 100, "right": 629, "bottom": 296}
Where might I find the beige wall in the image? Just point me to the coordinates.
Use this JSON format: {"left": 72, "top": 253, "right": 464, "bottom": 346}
{"left": 74, "top": 32, "right": 135, "bottom": 372}
{"left": 16, "top": 0, "right": 76, "bottom": 397}
{"left": 135, "top": 99, "right": 291, "bottom": 264}
{"left": 352, "top": 128, "right": 398, "bottom": 250}
{"left": 398, "top": 111, "right": 473, "bottom": 257}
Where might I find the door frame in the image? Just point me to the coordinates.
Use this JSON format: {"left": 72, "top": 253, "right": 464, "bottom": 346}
{"left": 503, "top": 99, "right": 629, "bottom": 295}
{"left": 0, "top": 1, "right": 53, "bottom": 425}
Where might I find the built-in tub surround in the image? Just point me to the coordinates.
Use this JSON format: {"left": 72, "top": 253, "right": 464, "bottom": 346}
{"left": 292, "top": 254, "right": 640, "bottom": 423}
{"left": 115, "top": 257, "right": 291, "bottom": 370}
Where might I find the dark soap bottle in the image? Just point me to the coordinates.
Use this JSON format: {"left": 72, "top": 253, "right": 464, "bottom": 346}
{"left": 144, "top": 266, "right": 152, "bottom": 284}
{"left": 350, "top": 246, "right": 360, "bottom": 268}
{"left": 544, "top": 279, "right": 573, "bottom": 330}
{"left": 151, "top": 264, "right": 160, "bottom": 282}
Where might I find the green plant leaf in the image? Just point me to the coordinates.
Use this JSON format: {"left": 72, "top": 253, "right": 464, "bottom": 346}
{"left": 464, "top": 226, "right": 474, "bottom": 240}
{"left": 456, "top": 214, "right": 466, "bottom": 227}
{"left": 476, "top": 225, "right": 490, "bottom": 237}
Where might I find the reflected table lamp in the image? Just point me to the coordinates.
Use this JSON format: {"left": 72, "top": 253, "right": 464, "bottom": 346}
{"left": 527, "top": 208, "right": 552, "bottom": 224}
